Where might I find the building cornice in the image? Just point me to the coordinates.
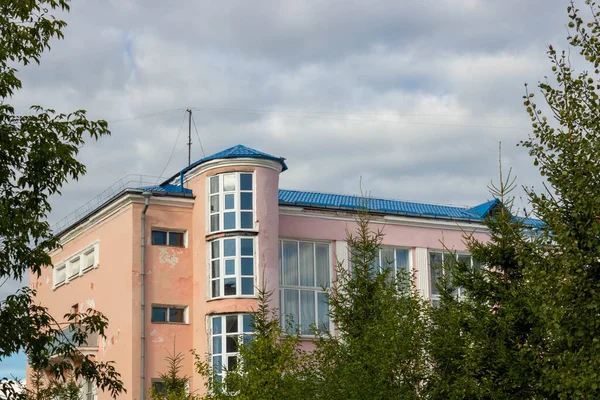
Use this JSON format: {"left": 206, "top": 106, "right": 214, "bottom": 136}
{"left": 54, "top": 193, "right": 195, "bottom": 250}
{"left": 278, "top": 205, "right": 489, "bottom": 232}
{"left": 172, "top": 158, "right": 283, "bottom": 185}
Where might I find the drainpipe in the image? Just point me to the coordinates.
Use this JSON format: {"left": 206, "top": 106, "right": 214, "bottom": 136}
{"left": 141, "top": 192, "right": 152, "bottom": 400}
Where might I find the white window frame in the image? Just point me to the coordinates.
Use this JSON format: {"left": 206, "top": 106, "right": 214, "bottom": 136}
{"left": 429, "top": 250, "right": 475, "bottom": 305}
{"left": 369, "top": 246, "right": 412, "bottom": 279}
{"left": 151, "top": 229, "right": 187, "bottom": 247}
{"left": 150, "top": 304, "right": 189, "bottom": 324}
{"left": 278, "top": 239, "right": 331, "bottom": 336}
{"left": 79, "top": 378, "right": 97, "bottom": 400}
{"left": 52, "top": 242, "right": 100, "bottom": 290}
{"left": 210, "top": 314, "right": 255, "bottom": 382}
{"left": 208, "top": 172, "right": 255, "bottom": 234}
{"left": 208, "top": 237, "right": 256, "bottom": 300}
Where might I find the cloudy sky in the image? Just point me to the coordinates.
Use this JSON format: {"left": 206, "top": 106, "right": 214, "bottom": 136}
{"left": 1, "top": 0, "right": 572, "bottom": 378}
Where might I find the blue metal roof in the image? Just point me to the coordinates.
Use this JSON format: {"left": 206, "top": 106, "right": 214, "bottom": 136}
{"left": 139, "top": 183, "right": 192, "bottom": 195}
{"left": 278, "top": 189, "right": 545, "bottom": 227}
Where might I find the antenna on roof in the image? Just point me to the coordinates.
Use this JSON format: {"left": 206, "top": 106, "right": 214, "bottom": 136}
{"left": 187, "top": 108, "right": 192, "bottom": 166}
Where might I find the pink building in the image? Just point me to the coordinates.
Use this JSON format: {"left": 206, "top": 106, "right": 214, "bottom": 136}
{"left": 29, "top": 144, "right": 537, "bottom": 399}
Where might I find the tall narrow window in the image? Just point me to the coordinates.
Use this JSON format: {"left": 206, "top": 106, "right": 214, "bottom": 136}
{"left": 209, "top": 237, "right": 255, "bottom": 299}
{"left": 69, "top": 257, "right": 81, "bottom": 278}
{"left": 211, "top": 314, "right": 254, "bottom": 382}
{"left": 208, "top": 173, "right": 254, "bottom": 233}
{"left": 54, "top": 264, "right": 66, "bottom": 287}
{"left": 279, "top": 240, "right": 330, "bottom": 335}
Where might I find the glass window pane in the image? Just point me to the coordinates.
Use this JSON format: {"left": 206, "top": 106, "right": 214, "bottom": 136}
{"left": 381, "top": 246, "right": 395, "bottom": 273}
{"left": 169, "top": 232, "right": 184, "bottom": 247}
{"left": 240, "top": 173, "right": 252, "bottom": 191}
{"left": 458, "top": 254, "right": 471, "bottom": 267}
{"left": 240, "top": 239, "right": 253, "bottom": 256}
{"left": 224, "top": 239, "right": 236, "bottom": 257}
{"left": 224, "top": 278, "right": 236, "bottom": 296}
{"left": 224, "top": 212, "right": 236, "bottom": 230}
{"left": 210, "top": 176, "right": 219, "bottom": 194}
{"left": 151, "top": 231, "right": 167, "bottom": 245}
{"left": 211, "top": 241, "right": 220, "bottom": 258}
{"left": 152, "top": 307, "right": 167, "bottom": 323}
{"left": 243, "top": 315, "right": 254, "bottom": 333}
{"left": 300, "top": 290, "right": 315, "bottom": 335}
{"left": 315, "top": 244, "right": 330, "bottom": 288}
{"left": 299, "top": 242, "right": 315, "bottom": 287}
{"left": 241, "top": 278, "right": 254, "bottom": 295}
{"left": 212, "top": 316, "right": 222, "bottom": 334}
{"left": 225, "top": 194, "right": 235, "bottom": 210}
{"left": 210, "top": 195, "right": 219, "bottom": 213}
{"left": 169, "top": 308, "right": 185, "bottom": 323}
{"left": 226, "top": 316, "right": 238, "bottom": 333}
{"left": 318, "top": 292, "right": 329, "bottom": 332}
{"left": 430, "top": 252, "right": 443, "bottom": 296}
{"left": 213, "top": 355, "right": 222, "bottom": 374}
{"left": 240, "top": 192, "right": 253, "bottom": 210}
{"left": 210, "top": 215, "right": 219, "bottom": 232}
{"left": 212, "top": 260, "right": 220, "bottom": 278}
{"left": 223, "top": 174, "right": 236, "bottom": 191}
{"left": 212, "top": 336, "right": 222, "bottom": 354}
{"left": 211, "top": 280, "right": 220, "bottom": 298}
{"left": 225, "top": 259, "right": 235, "bottom": 275}
{"left": 396, "top": 249, "right": 410, "bottom": 275}
{"left": 241, "top": 258, "right": 253, "bottom": 276}
{"left": 240, "top": 212, "right": 253, "bottom": 229}
{"left": 283, "top": 289, "right": 299, "bottom": 332}
{"left": 227, "top": 355, "right": 237, "bottom": 371}
{"left": 282, "top": 242, "right": 299, "bottom": 286}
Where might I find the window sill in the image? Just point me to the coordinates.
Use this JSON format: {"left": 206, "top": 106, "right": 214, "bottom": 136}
{"left": 205, "top": 230, "right": 258, "bottom": 240}
{"left": 206, "top": 295, "right": 257, "bottom": 302}
{"left": 150, "top": 321, "right": 189, "bottom": 325}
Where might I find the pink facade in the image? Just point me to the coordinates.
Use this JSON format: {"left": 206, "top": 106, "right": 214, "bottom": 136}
{"left": 29, "top": 145, "right": 492, "bottom": 399}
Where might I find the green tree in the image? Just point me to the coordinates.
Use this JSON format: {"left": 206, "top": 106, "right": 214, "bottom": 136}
{"left": 518, "top": 1, "right": 600, "bottom": 397}
{"left": 0, "top": 1, "right": 123, "bottom": 398}
{"left": 196, "top": 285, "right": 312, "bottom": 399}
{"left": 311, "top": 205, "right": 430, "bottom": 400}
{"left": 150, "top": 351, "right": 193, "bottom": 400}
{"left": 426, "top": 159, "right": 544, "bottom": 399}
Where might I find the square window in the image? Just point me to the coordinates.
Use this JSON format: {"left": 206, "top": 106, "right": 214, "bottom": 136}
{"left": 228, "top": 355, "right": 238, "bottom": 370}
{"left": 152, "top": 231, "right": 167, "bottom": 245}
{"left": 223, "top": 174, "right": 236, "bottom": 191}
{"left": 240, "top": 174, "right": 252, "bottom": 191}
{"left": 169, "top": 232, "right": 184, "bottom": 247}
{"left": 152, "top": 307, "right": 167, "bottom": 323}
{"left": 169, "top": 307, "right": 185, "bottom": 323}
{"left": 224, "top": 212, "right": 236, "bottom": 230}
{"left": 226, "top": 315, "right": 238, "bottom": 333}
{"left": 240, "top": 192, "right": 253, "bottom": 210}
{"left": 226, "top": 336, "right": 238, "bottom": 353}
{"left": 240, "top": 212, "right": 253, "bottom": 229}
{"left": 152, "top": 381, "right": 166, "bottom": 396}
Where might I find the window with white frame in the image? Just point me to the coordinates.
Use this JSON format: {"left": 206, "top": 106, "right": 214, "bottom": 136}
{"left": 209, "top": 237, "right": 255, "bottom": 299}
{"left": 208, "top": 172, "right": 254, "bottom": 233}
{"left": 429, "top": 251, "right": 479, "bottom": 306}
{"left": 210, "top": 314, "right": 254, "bottom": 382}
{"left": 151, "top": 230, "right": 186, "bottom": 247}
{"left": 365, "top": 246, "right": 411, "bottom": 280}
{"left": 151, "top": 305, "right": 188, "bottom": 324}
{"left": 279, "top": 240, "right": 330, "bottom": 335}
{"left": 53, "top": 243, "right": 99, "bottom": 289}
{"left": 80, "top": 378, "right": 97, "bottom": 400}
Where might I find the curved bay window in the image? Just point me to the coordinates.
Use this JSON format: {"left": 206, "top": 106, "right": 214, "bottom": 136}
{"left": 208, "top": 172, "right": 254, "bottom": 233}
{"left": 209, "top": 237, "right": 255, "bottom": 299}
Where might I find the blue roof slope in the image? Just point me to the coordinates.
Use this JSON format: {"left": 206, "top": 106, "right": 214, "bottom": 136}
{"left": 467, "top": 198, "right": 502, "bottom": 218}
{"left": 139, "top": 183, "right": 193, "bottom": 195}
{"left": 162, "top": 144, "right": 287, "bottom": 186}
{"left": 278, "top": 189, "right": 545, "bottom": 227}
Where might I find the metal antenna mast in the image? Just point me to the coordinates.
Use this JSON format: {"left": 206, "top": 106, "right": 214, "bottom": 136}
{"left": 186, "top": 108, "right": 192, "bottom": 166}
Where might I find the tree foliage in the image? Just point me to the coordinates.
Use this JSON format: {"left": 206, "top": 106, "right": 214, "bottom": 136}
{"left": 150, "top": 350, "right": 194, "bottom": 400}
{"left": 310, "top": 207, "right": 430, "bottom": 400}
{"left": 0, "top": 0, "right": 123, "bottom": 398}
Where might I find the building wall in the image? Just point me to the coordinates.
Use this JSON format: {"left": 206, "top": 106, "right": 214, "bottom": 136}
{"left": 29, "top": 203, "right": 136, "bottom": 399}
